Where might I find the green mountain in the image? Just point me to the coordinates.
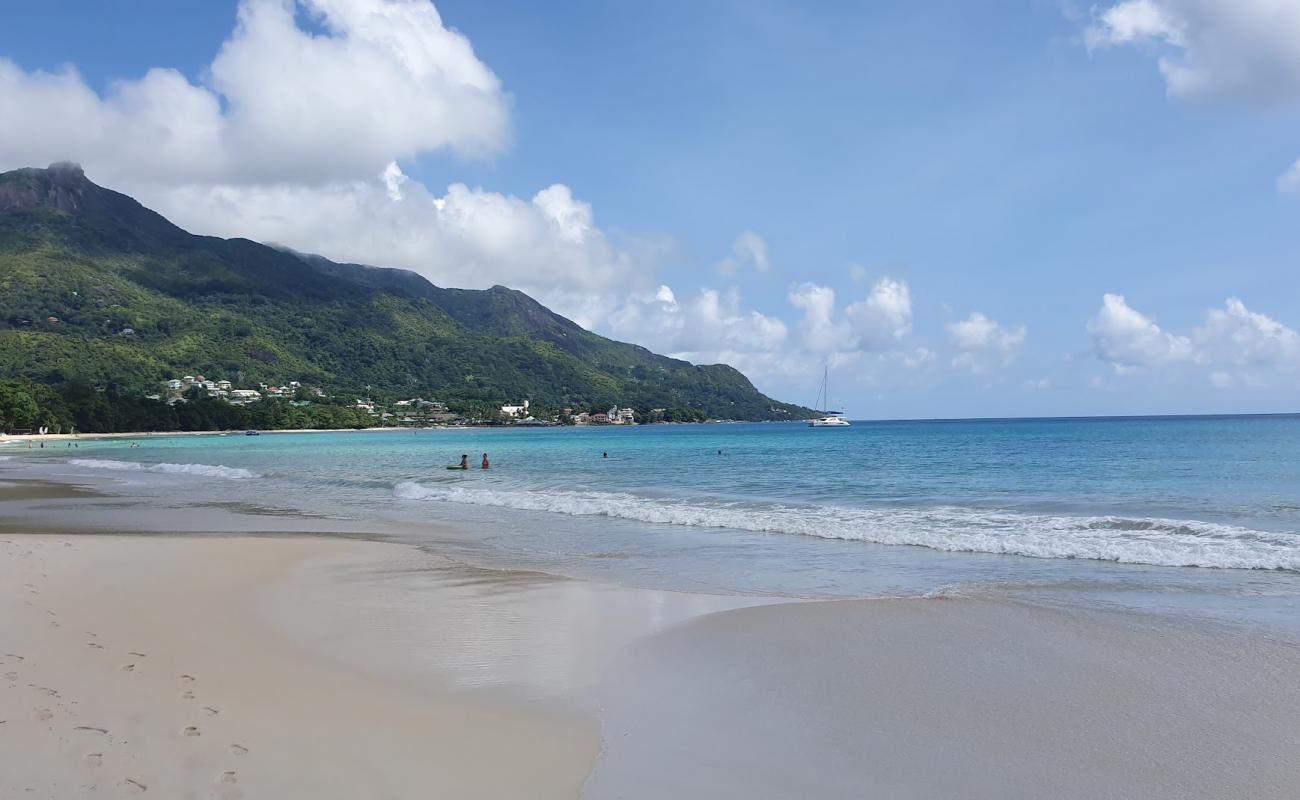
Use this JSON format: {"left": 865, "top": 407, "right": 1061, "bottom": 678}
{"left": 0, "top": 163, "right": 809, "bottom": 421}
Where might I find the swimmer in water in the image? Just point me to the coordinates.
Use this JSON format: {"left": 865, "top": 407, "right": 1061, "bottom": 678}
{"left": 481, "top": 453, "right": 490, "bottom": 469}
{"left": 457, "top": 454, "right": 469, "bottom": 470}
{"left": 602, "top": 452, "right": 608, "bottom": 459}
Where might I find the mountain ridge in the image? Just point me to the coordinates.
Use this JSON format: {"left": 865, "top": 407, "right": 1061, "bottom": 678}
{"left": 0, "top": 164, "right": 809, "bottom": 421}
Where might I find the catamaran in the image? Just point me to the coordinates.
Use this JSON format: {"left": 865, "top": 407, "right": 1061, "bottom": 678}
{"left": 808, "top": 365, "right": 851, "bottom": 427}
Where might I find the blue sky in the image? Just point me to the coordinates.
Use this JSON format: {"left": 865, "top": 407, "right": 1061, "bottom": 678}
{"left": 2, "top": 0, "right": 1299, "bottom": 418}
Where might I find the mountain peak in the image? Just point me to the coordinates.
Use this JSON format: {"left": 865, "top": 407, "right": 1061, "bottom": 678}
{"left": 0, "top": 162, "right": 97, "bottom": 214}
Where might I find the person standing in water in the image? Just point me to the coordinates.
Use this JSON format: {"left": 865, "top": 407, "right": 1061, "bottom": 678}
{"left": 457, "top": 454, "right": 469, "bottom": 470}
{"left": 481, "top": 453, "right": 490, "bottom": 469}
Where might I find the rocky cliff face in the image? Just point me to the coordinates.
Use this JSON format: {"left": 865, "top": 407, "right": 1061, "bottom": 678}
{"left": 0, "top": 163, "right": 93, "bottom": 214}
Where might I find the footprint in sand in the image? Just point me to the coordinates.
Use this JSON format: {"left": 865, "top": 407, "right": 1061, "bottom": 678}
{"left": 73, "top": 726, "right": 109, "bottom": 735}
{"left": 180, "top": 674, "right": 196, "bottom": 683}
{"left": 83, "top": 752, "right": 103, "bottom": 768}
{"left": 3, "top": 654, "right": 23, "bottom": 662}
{"left": 31, "top": 685, "right": 59, "bottom": 697}
{"left": 4, "top": 672, "right": 17, "bottom": 682}
{"left": 217, "top": 771, "right": 238, "bottom": 785}
{"left": 86, "top": 642, "right": 104, "bottom": 650}
{"left": 123, "top": 777, "right": 147, "bottom": 793}
{"left": 202, "top": 707, "right": 219, "bottom": 716}
{"left": 128, "top": 652, "right": 146, "bottom": 658}
{"left": 35, "top": 708, "right": 53, "bottom": 721}
{"left": 228, "top": 744, "right": 248, "bottom": 757}
{"left": 120, "top": 664, "right": 136, "bottom": 672}
{"left": 181, "top": 726, "right": 201, "bottom": 737}
{"left": 181, "top": 690, "right": 196, "bottom": 700}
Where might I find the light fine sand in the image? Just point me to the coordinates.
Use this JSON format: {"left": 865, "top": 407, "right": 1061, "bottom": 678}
{"left": 0, "top": 534, "right": 598, "bottom": 799}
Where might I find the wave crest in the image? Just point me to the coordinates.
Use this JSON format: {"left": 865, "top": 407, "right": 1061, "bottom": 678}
{"left": 393, "top": 481, "right": 1300, "bottom": 571}
{"left": 68, "top": 459, "right": 257, "bottom": 480}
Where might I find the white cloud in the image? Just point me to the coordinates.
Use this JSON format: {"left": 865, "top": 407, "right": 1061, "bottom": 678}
{"left": 0, "top": 0, "right": 509, "bottom": 186}
{"left": 158, "top": 165, "right": 653, "bottom": 327}
{"left": 715, "top": 231, "right": 771, "bottom": 276}
{"left": 1088, "top": 293, "right": 1194, "bottom": 371}
{"left": 947, "top": 311, "right": 1027, "bottom": 371}
{"left": 1278, "top": 158, "right": 1300, "bottom": 194}
{"left": 786, "top": 278, "right": 912, "bottom": 355}
{"left": 1193, "top": 297, "right": 1300, "bottom": 368}
{"left": 607, "top": 284, "right": 788, "bottom": 360}
{"left": 789, "top": 283, "right": 854, "bottom": 353}
{"left": 1088, "top": 294, "right": 1300, "bottom": 384}
{"left": 1085, "top": 0, "right": 1300, "bottom": 104}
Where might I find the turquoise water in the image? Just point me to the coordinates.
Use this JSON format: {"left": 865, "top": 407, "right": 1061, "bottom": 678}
{"left": 10, "top": 416, "right": 1300, "bottom": 625}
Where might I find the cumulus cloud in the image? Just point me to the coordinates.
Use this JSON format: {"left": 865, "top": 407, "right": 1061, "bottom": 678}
{"left": 1088, "top": 293, "right": 1194, "bottom": 371}
{"left": 846, "top": 277, "right": 913, "bottom": 348}
{"left": 789, "top": 284, "right": 854, "bottom": 353}
{"left": 947, "top": 311, "right": 1027, "bottom": 372}
{"left": 157, "top": 166, "right": 657, "bottom": 326}
{"left": 1193, "top": 297, "right": 1300, "bottom": 367}
{"left": 606, "top": 285, "right": 788, "bottom": 360}
{"left": 1088, "top": 293, "right": 1300, "bottom": 384}
{"left": 1084, "top": 0, "right": 1300, "bottom": 104}
{"left": 715, "top": 231, "right": 771, "bottom": 276}
{"left": 787, "top": 278, "right": 912, "bottom": 355}
{"left": 0, "top": 0, "right": 509, "bottom": 186}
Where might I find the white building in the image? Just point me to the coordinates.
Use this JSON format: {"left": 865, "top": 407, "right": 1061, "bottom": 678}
{"left": 230, "top": 389, "right": 262, "bottom": 403}
{"left": 608, "top": 407, "right": 636, "bottom": 425}
{"left": 501, "top": 400, "right": 530, "bottom": 418}
{"left": 166, "top": 379, "right": 182, "bottom": 391}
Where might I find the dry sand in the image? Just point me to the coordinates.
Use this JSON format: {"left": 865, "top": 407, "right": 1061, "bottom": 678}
{"left": 0, "top": 534, "right": 599, "bottom": 799}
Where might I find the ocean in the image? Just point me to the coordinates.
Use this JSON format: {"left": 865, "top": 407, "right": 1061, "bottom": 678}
{"left": 9, "top": 415, "right": 1300, "bottom": 629}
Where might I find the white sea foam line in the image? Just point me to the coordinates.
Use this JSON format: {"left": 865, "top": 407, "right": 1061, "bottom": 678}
{"left": 68, "top": 459, "right": 258, "bottom": 480}
{"left": 393, "top": 481, "right": 1300, "bottom": 571}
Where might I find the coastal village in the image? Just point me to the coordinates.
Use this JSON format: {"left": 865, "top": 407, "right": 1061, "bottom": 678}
{"left": 159, "top": 374, "right": 651, "bottom": 427}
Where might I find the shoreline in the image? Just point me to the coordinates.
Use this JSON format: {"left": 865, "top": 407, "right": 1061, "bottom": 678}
{"left": 0, "top": 419, "right": 792, "bottom": 445}
{"left": 3, "top": 472, "right": 1299, "bottom": 797}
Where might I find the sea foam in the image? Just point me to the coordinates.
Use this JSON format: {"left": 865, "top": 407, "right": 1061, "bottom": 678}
{"left": 68, "top": 459, "right": 257, "bottom": 480}
{"left": 393, "top": 481, "right": 1300, "bottom": 571}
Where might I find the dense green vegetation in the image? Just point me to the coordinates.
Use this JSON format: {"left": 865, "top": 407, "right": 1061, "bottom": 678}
{"left": 0, "top": 379, "right": 379, "bottom": 434}
{"left": 0, "top": 164, "right": 810, "bottom": 431}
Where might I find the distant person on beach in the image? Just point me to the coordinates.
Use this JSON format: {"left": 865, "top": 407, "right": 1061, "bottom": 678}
{"left": 457, "top": 454, "right": 469, "bottom": 470}
{"left": 481, "top": 453, "right": 490, "bottom": 469}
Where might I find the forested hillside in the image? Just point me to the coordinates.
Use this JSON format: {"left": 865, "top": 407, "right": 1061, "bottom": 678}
{"left": 0, "top": 164, "right": 809, "bottom": 426}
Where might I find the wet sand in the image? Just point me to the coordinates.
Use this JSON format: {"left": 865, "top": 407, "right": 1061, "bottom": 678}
{"left": 588, "top": 596, "right": 1300, "bottom": 799}
{"left": 3, "top": 471, "right": 1299, "bottom": 798}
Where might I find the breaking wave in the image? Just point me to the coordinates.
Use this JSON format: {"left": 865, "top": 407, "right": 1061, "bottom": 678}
{"left": 68, "top": 459, "right": 257, "bottom": 480}
{"left": 393, "top": 481, "right": 1300, "bottom": 571}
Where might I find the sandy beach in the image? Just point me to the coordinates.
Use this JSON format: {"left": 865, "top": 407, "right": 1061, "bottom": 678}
{"left": 2, "top": 472, "right": 1299, "bottom": 798}
{"left": 0, "top": 533, "right": 601, "bottom": 799}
